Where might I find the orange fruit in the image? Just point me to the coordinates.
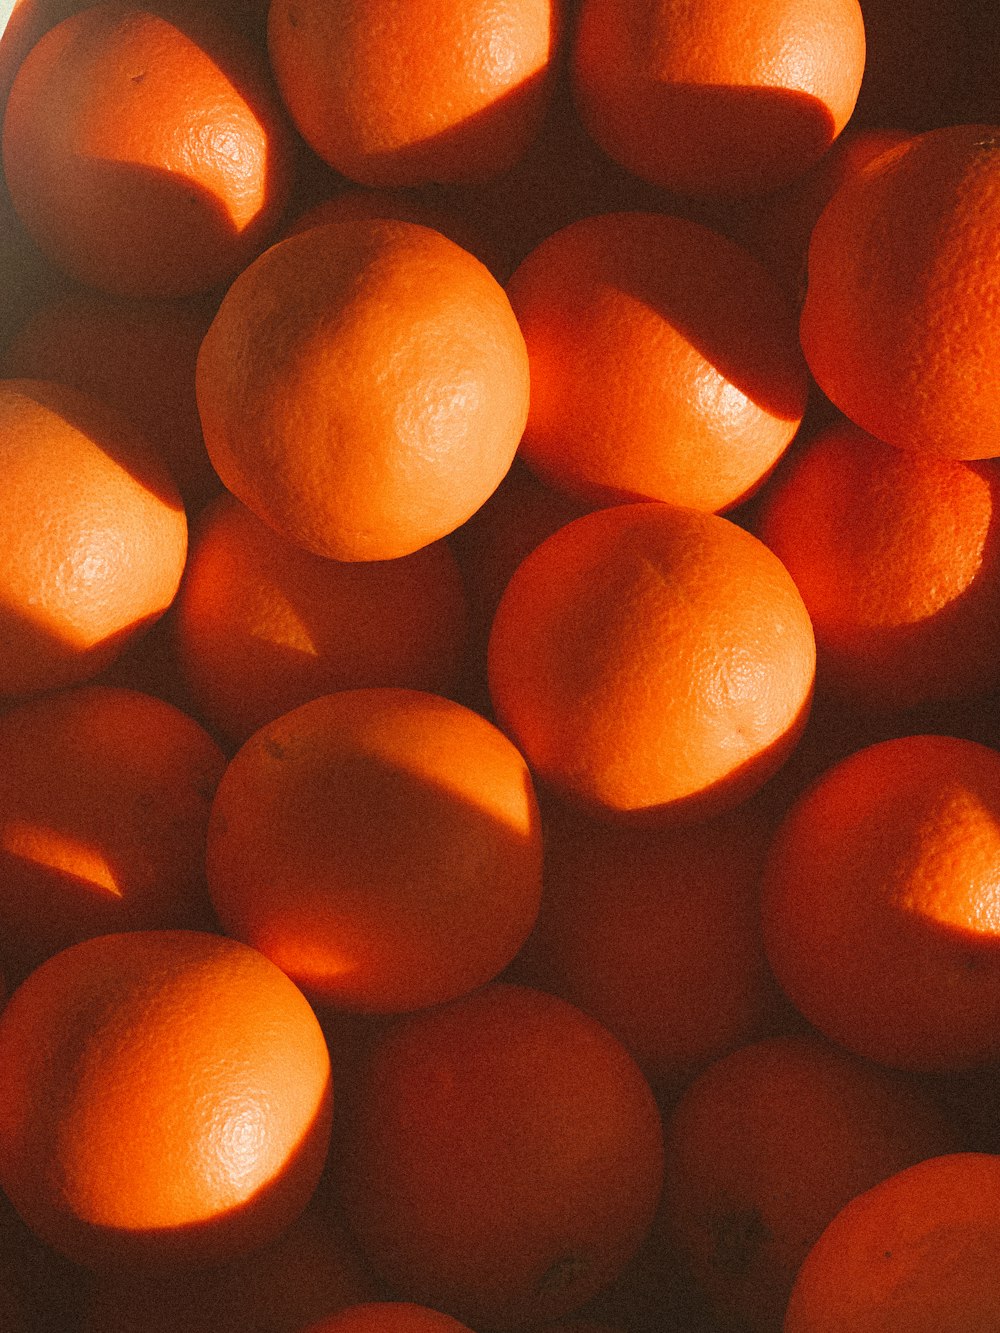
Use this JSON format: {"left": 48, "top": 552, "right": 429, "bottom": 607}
{"left": 505, "top": 210, "right": 808, "bottom": 513}
{"left": 3, "top": 289, "right": 220, "bottom": 511}
{"left": 487, "top": 502, "right": 816, "bottom": 822}
{"left": 0, "top": 929, "right": 332, "bottom": 1270}
{"left": 195, "top": 219, "right": 530, "bottom": 562}
{"left": 659, "top": 1033, "right": 960, "bottom": 1332}
{"left": 0, "top": 684, "right": 224, "bottom": 979}
{"left": 762, "top": 733, "right": 1000, "bottom": 1071}
{"left": 1, "top": 1, "right": 292, "bottom": 297}
{"left": 756, "top": 418, "right": 1000, "bottom": 709}
{"left": 266, "top": 0, "right": 560, "bottom": 187}
{"left": 799, "top": 123, "right": 1000, "bottom": 460}
{"left": 784, "top": 1153, "right": 1000, "bottom": 1331}
{"left": 298, "top": 1306, "right": 474, "bottom": 1333}
{"left": 511, "top": 799, "right": 787, "bottom": 1093}
{"left": 174, "top": 493, "right": 469, "bottom": 747}
{"left": 205, "top": 688, "right": 543, "bottom": 1013}
{"left": 571, "top": 0, "right": 866, "bottom": 196}
{"left": 745, "top": 126, "right": 913, "bottom": 299}
{"left": 339, "top": 982, "right": 664, "bottom": 1329}
{"left": 0, "top": 378, "right": 187, "bottom": 701}
{"left": 81, "top": 1195, "right": 380, "bottom": 1333}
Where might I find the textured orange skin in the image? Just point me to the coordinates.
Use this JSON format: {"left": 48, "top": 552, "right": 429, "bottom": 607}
{"left": 266, "top": 0, "right": 560, "bottom": 187}
{"left": 302, "top": 1304, "right": 474, "bottom": 1333}
{"left": 659, "top": 1034, "right": 959, "bottom": 1332}
{"left": 3, "top": 291, "right": 219, "bottom": 512}
{"left": 487, "top": 502, "right": 816, "bottom": 823}
{"left": 763, "top": 734, "right": 1000, "bottom": 1071}
{"left": 785, "top": 1154, "right": 1000, "bottom": 1331}
{"left": 0, "top": 930, "right": 333, "bottom": 1270}
{"left": 174, "top": 493, "right": 469, "bottom": 746}
{"left": 800, "top": 124, "right": 1000, "bottom": 460}
{"left": 757, "top": 419, "right": 1000, "bottom": 709}
{"left": 0, "top": 379, "right": 187, "bottom": 700}
{"left": 0, "top": 685, "right": 225, "bottom": 979}
{"left": 340, "top": 983, "right": 664, "bottom": 1329}
{"left": 571, "top": 0, "right": 865, "bottom": 196}
{"left": 1, "top": 2, "right": 292, "bottom": 297}
{"left": 505, "top": 211, "right": 808, "bottom": 513}
{"left": 205, "top": 688, "right": 543, "bottom": 1013}
{"left": 196, "top": 219, "right": 530, "bottom": 562}
{"left": 511, "top": 799, "right": 785, "bottom": 1093}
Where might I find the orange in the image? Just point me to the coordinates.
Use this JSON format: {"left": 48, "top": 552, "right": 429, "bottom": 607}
{"left": 266, "top": 0, "right": 560, "bottom": 187}
{"left": 339, "top": 982, "right": 664, "bottom": 1329}
{"left": 81, "top": 1195, "right": 380, "bottom": 1333}
{"left": 1, "top": 2, "right": 292, "bottom": 297}
{"left": 195, "top": 219, "right": 530, "bottom": 562}
{"left": 784, "top": 1153, "right": 1000, "bottom": 1331}
{"left": 800, "top": 123, "right": 1000, "bottom": 460}
{"left": 3, "top": 289, "right": 220, "bottom": 511}
{"left": 511, "top": 798, "right": 787, "bottom": 1094}
{"left": 505, "top": 211, "right": 808, "bottom": 513}
{"left": 174, "top": 492, "right": 469, "bottom": 747}
{"left": 0, "top": 378, "right": 187, "bottom": 700}
{"left": 487, "top": 502, "right": 816, "bottom": 822}
{"left": 0, "top": 929, "right": 332, "bottom": 1269}
{"left": 205, "top": 688, "right": 543, "bottom": 1012}
{"left": 0, "top": 684, "right": 225, "bottom": 980}
{"left": 571, "top": 0, "right": 866, "bottom": 196}
{"left": 299, "top": 1306, "right": 474, "bottom": 1333}
{"left": 762, "top": 733, "right": 1000, "bottom": 1071}
{"left": 756, "top": 418, "right": 1000, "bottom": 709}
{"left": 744, "top": 126, "right": 912, "bottom": 299}
{"left": 659, "top": 1033, "right": 960, "bottom": 1332}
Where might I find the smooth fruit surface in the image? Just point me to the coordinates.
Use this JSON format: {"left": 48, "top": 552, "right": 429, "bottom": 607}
{"left": 0, "top": 929, "right": 333, "bottom": 1269}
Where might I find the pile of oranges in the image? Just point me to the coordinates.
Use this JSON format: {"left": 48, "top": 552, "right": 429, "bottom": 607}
{"left": 1, "top": 0, "right": 1000, "bottom": 1329}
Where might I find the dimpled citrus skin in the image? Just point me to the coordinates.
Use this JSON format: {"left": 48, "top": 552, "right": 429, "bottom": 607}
{"left": 762, "top": 734, "right": 1000, "bottom": 1071}
{"left": 0, "top": 930, "right": 333, "bottom": 1271}
{"left": 800, "top": 124, "right": 1000, "bottom": 460}
{"left": 487, "top": 502, "right": 816, "bottom": 823}
{"left": 1, "top": 2, "right": 292, "bottom": 298}
{"left": 205, "top": 688, "right": 543, "bottom": 1013}
{"left": 504, "top": 211, "right": 808, "bottom": 513}
{"left": 571, "top": 0, "right": 866, "bottom": 196}
{"left": 0, "top": 379, "right": 187, "bottom": 700}
{"left": 266, "top": 0, "right": 559, "bottom": 187}
{"left": 195, "top": 219, "right": 530, "bottom": 562}
{"left": 301, "top": 1304, "right": 475, "bottom": 1333}
{"left": 785, "top": 1154, "right": 1000, "bottom": 1332}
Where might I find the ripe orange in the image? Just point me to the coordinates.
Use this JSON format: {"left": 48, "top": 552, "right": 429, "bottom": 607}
{"left": 756, "top": 418, "right": 1000, "bottom": 709}
{"left": 266, "top": 0, "right": 560, "bottom": 187}
{"left": 0, "top": 929, "right": 333, "bottom": 1270}
{"left": 339, "top": 982, "right": 664, "bottom": 1328}
{"left": 0, "top": 684, "right": 224, "bottom": 979}
{"left": 800, "top": 123, "right": 1000, "bottom": 459}
{"left": 487, "top": 502, "right": 816, "bottom": 822}
{"left": 762, "top": 733, "right": 1000, "bottom": 1071}
{"left": 1, "top": 2, "right": 292, "bottom": 297}
{"left": 784, "top": 1153, "right": 1000, "bottom": 1331}
{"left": 205, "top": 688, "right": 543, "bottom": 1013}
{"left": 511, "top": 799, "right": 787, "bottom": 1093}
{"left": 659, "top": 1033, "right": 960, "bottom": 1332}
{"left": 81, "top": 1196, "right": 380, "bottom": 1333}
{"left": 505, "top": 210, "right": 808, "bottom": 513}
{"left": 571, "top": 0, "right": 866, "bottom": 196}
{"left": 0, "top": 379, "right": 187, "bottom": 700}
{"left": 299, "top": 1306, "right": 474, "bottom": 1333}
{"left": 195, "top": 219, "right": 530, "bottom": 562}
{"left": 174, "top": 493, "right": 469, "bottom": 746}
{"left": 3, "top": 289, "right": 219, "bottom": 512}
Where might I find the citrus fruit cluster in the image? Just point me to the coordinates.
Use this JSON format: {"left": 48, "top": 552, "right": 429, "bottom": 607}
{"left": 1, "top": 0, "right": 999, "bottom": 1330}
